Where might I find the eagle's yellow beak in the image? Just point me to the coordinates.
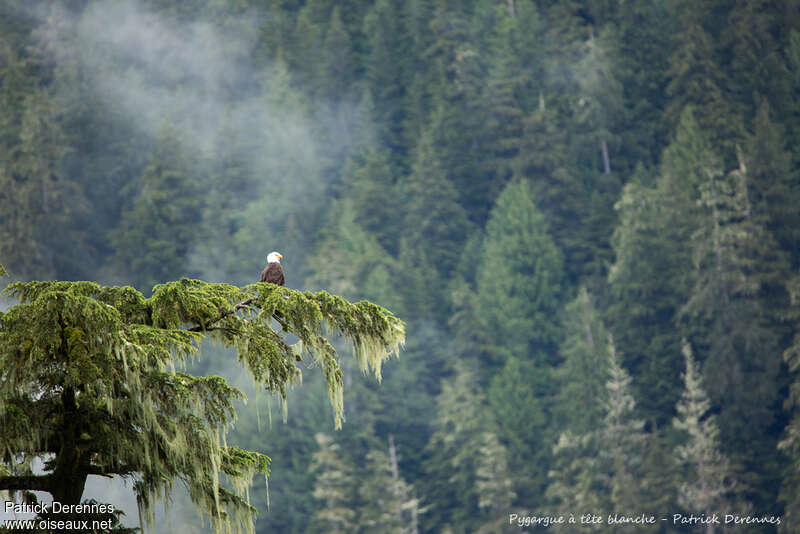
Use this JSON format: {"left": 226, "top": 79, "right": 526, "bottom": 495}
{"left": 278, "top": 253, "right": 283, "bottom": 259}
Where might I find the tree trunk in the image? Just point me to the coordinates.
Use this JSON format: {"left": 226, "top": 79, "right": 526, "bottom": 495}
{"left": 50, "top": 386, "right": 88, "bottom": 505}
{"left": 601, "top": 139, "right": 611, "bottom": 174}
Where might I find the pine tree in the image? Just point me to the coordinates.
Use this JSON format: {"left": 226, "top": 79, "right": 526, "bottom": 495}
{"left": 363, "top": 0, "right": 412, "bottom": 170}
{"left": 745, "top": 100, "right": 800, "bottom": 268}
{"left": 348, "top": 148, "right": 404, "bottom": 255}
{"left": 614, "top": 0, "right": 673, "bottom": 170}
{"left": 475, "top": 179, "right": 563, "bottom": 367}
{"left": 311, "top": 433, "right": 357, "bottom": 534}
{"left": 358, "top": 436, "right": 421, "bottom": 534}
{"left": 0, "top": 277, "right": 404, "bottom": 532}
{"left": 547, "top": 335, "right": 653, "bottom": 533}
{"left": 680, "top": 146, "right": 788, "bottom": 469}
{"left": 721, "top": 0, "right": 787, "bottom": 122}
{"left": 780, "top": 274, "right": 800, "bottom": 533}
{"left": 600, "top": 336, "right": 649, "bottom": 528}
{"left": 471, "top": 0, "right": 537, "bottom": 224}
{"left": 415, "top": 0, "right": 487, "bottom": 223}
{"left": 398, "top": 125, "right": 473, "bottom": 317}
{"left": 607, "top": 110, "right": 716, "bottom": 424}
{"left": 665, "top": 1, "right": 742, "bottom": 157}
{"left": 673, "top": 342, "right": 741, "bottom": 530}
{"left": 110, "top": 122, "right": 203, "bottom": 292}
{"left": 488, "top": 356, "right": 555, "bottom": 505}
{"left": 423, "top": 361, "right": 508, "bottom": 533}
{"left": 305, "top": 198, "right": 400, "bottom": 313}
{"left": 513, "top": 98, "right": 589, "bottom": 284}
{"left": 555, "top": 287, "right": 610, "bottom": 435}
{"left": 320, "top": 7, "right": 356, "bottom": 102}
{"left": 474, "top": 431, "right": 516, "bottom": 534}
{"left": 0, "top": 44, "right": 86, "bottom": 280}
{"left": 546, "top": 431, "right": 608, "bottom": 534}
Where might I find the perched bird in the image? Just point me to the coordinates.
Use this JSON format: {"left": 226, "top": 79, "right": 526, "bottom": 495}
{"left": 259, "top": 251, "right": 285, "bottom": 286}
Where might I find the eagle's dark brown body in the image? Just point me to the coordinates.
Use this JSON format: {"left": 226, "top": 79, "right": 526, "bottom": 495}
{"left": 260, "top": 262, "right": 285, "bottom": 285}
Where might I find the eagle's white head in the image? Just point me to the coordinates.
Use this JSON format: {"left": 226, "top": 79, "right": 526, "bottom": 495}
{"left": 267, "top": 251, "right": 283, "bottom": 264}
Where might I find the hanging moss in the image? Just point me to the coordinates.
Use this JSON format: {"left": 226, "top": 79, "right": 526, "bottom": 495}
{"left": 0, "top": 278, "right": 404, "bottom": 534}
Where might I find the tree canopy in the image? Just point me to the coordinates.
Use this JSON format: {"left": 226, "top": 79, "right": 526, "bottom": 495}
{"left": 0, "top": 274, "right": 403, "bottom": 533}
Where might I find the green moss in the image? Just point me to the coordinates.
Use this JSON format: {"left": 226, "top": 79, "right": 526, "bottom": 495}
{"left": 0, "top": 278, "right": 404, "bottom": 533}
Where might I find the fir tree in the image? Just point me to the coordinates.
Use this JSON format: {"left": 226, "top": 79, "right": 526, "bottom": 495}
{"left": 608, "top": 110, "right": 716, "bottom": 424}
{"left": 0, "top": 277, "right": 404, "bottom": 533}
{"left": 0, "top": 45, "right": 85, "bottom": 280}
{"left": 665, "top": 1, "right": 743, "bottom": 155}
{"left": 398, "top": 126, "right": 473, "bottom": 317}
{"left": 555, "top": 287, "right": 610, "bottom": 435}
{"left": 546, "top": 431, "right": 608, "bottom": 534}
{"left": 311, "top": 433, "right": 357, "bottom": 534}
{"left": 680, "top": 146, "right": 788, "bottom": 484}
{"left": 474, "top": 431, "right": 516, "bottom": 534}
{"left": 601, "top": 335, "right": 649, "bottom": 528}
{"left": 110, "top": 122, "right": 203, "bottom": 292}
{"left": 422, "top": 361, "right": 507, "bottom": 533}
{"left": 358, "top": 436, "right": 421, "bottom": 534}
{"left": 363, "top": 0, "right": 412, "bottom": 169}
{"left": 673, "top": 342, "right": 741, "bottom": 531}
{"left": 475, "top": 179, "right": 563, "bottom": 367}
{"left": 513, "top": 98, "right": 590, "bottom": 284}
{"left": 488, "top": 356, "right": 555, "bottom": 505}
{"left": 745, "top": 100, "right": 800, "bottom": 268}
{"left": 780, "top": 274, "right": 800, "bottom": 533}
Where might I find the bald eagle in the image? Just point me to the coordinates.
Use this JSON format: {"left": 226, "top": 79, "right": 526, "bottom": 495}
{"left": 260, "top": 251, "right": 285, "bottom": 285}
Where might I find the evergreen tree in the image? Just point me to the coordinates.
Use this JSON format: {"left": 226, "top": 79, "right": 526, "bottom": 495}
{"left": 311, "top": 433, "right": 357, "bottom": 534}
{"left": 600, "top": 336, "right": 649, "bottom": 528}
{"left": 0, "top": 45, "right": 86, "bottom": 280}
{"left": 348, "top": 148, "right": 404, "bottom": 255}
{"left": 320, "top": 7, "right": 356, "bottom": 102}
{"left": 110, "top": 122, "right": 203, "bottom": 291}
{"left": 546, "top": 431, "right": 608, "bottom": 534}
{"left": 474, "top": 431, "right": 516, "bottom": 534}
{"left": 680, "top": 146, "right": 789, "bottom": 510}
{"left": 745, "top": 100, "right": 800, "bottom": 268}
{"left": 673, "top": 342, "right": 741, "bottom": 530}
{"left": 488, "top": 356, "right": 555, "bottom": 505}
{"left": 398, "top": 126, "right": 473, "bottom": 317}
{"left": 721, "top": 0, "right": 787, "bottom": 122}
{"left": 548, "top": 335, "right": 657, "bottom": 533}
{"left": 665, "top": 2, "right": 742, "bottom": 157}
{"left": 555, "top": 287, "right": 609, "bottom": 435}
{"left": 363, "top": 0, "right": 412, "bottom": 170}
{"left": 358, "top": 436, "right": 421, "bottom": 534}
{"left": 607, "top": 110, "right": 717, "bottom": 424}
{"left": 614, "top": 0, "right": 673, "bottom": 170}
{"left": 416, "top": 0, "right": 487, "bottom": 223}
{"left": 0, "top": 277, "right": 404, "bottom": 532}
{"left": 513, "top": 98, "right": 594, "bottom": 284}
{"left": 422, "top": 361, "right": 508, "bottom": 533}
{"left": 289, "top": 0, "right": 327, "bottom": 95}
{"left": 470, "top": 0, "right": 537, "bottom": 224}
{"left": 304, "top": 198, "right": 400, "bottom": 313}
{"left": 475, "top": 179, "right": 563, "bottom": 368}
{"left": 780, "top": 274, "right": 800, "bottom": 533}
{"left": 783, "top": 29, "right": 800, "bottom": 170}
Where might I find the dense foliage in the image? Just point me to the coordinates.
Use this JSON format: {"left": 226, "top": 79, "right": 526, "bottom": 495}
{"left": 0, "top": 274, "right": 403, "bottom": 532}
{"left": 1, "top": 0, "right": 799, "bottom": 532}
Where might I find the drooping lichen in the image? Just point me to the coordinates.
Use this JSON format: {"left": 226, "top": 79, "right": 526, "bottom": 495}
{"left": 0, "top": 278, "right": 403, "bottom": 533}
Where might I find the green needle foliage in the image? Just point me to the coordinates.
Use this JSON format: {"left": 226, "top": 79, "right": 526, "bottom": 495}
{"left": 0, "top": 277, "right": 404, "bottom": 533}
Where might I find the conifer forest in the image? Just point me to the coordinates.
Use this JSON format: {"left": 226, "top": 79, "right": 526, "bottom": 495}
{"left": 2, "top": 0, "right": 800, "bottom": 532}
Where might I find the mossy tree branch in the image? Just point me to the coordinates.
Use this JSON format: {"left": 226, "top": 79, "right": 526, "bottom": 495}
{"left": 0, "top": 278, "right": 404, "bottom": 534}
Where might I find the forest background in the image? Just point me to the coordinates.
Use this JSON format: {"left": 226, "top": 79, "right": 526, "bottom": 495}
{"left": 1, "top": 0, "right": 800, "bottom": 532}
